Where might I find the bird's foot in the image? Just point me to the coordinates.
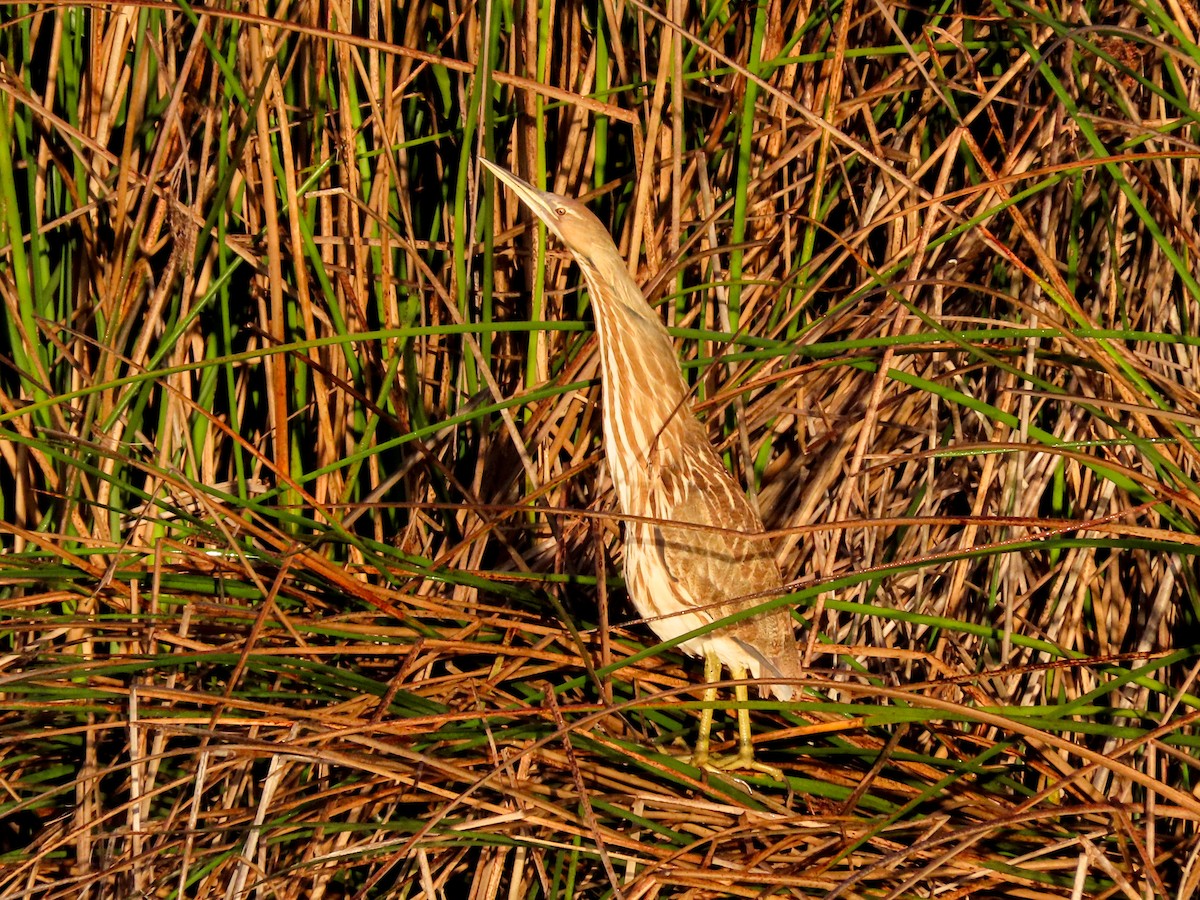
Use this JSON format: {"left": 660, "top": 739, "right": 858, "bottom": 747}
{"left": 684, "top": 747, "right": 783, "bottom": 781}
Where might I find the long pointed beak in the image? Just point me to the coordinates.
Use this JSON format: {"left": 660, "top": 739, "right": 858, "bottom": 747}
{"left": 480, "top": 158, "right": 564, "bottom": 240}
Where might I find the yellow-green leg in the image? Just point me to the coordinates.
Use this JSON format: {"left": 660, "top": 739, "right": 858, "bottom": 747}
{"left": 685, "top": 652, "right": 783, "bottom": 779}
{"left": 686, "top": 651, "right": 722, "bottom": 769}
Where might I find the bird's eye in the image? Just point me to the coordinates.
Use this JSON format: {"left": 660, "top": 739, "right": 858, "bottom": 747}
{"left": 555, "top": 207, "right": 567, "bottom": 217}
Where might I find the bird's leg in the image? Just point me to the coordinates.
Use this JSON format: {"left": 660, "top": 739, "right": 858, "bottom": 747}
{"left": 682, "top": 651, "right": 721, "bottom": 769}
{"left": 716, "top": 671, "right": 783, "bottom": 780}
{"left": 682, "top": 655, "right": 783, "bottom": 780}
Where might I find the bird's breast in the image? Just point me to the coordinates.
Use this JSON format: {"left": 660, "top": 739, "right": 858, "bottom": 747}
{"left": 602, "top": 416, "right": 692, "bottom": 517}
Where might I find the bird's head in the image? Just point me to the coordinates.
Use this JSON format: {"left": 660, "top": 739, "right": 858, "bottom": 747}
{"left": 481, "top": 158, "right": 621, "bottom": 275}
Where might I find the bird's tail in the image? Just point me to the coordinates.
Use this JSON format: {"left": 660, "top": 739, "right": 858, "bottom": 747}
{"left": 734, "top": 637, "right": 804, "bottom": 702}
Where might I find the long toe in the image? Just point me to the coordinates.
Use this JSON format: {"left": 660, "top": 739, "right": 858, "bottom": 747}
{"left": 706, "top": 749, "right": 783, "bottom": 781}
{"left": 673, "top": 744, "right": 784, "bottom": 780}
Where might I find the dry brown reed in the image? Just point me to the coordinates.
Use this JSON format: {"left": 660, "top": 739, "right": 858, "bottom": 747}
{"left": 2, "top": 1, "right": 1199, "bottom": 897}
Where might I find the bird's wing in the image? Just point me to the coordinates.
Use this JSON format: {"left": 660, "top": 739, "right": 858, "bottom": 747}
{"left": 647, "top": 446, "right": 803, "bottom": 692}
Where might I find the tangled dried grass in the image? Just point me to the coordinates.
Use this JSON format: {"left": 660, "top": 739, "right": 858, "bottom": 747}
{"left": 2, "top": 1, "right": 1200, "bottom": 897}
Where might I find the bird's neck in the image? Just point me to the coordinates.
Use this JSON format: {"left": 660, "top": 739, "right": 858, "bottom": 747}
{"left": 586, "top": 270, "right": 699, "bottom": 515}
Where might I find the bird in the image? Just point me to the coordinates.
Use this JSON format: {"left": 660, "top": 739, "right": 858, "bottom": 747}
{"left": 481, "top": 157, "right": 803, "bottom": 775}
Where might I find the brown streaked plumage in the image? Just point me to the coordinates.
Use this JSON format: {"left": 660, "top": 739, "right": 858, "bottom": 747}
{"left": 481, "top": 157, "right": 802, "bottom": 775}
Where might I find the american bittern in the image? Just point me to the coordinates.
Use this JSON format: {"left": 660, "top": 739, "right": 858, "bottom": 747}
{"left": 482, "top": 158, "right": 802, "bottom": 774}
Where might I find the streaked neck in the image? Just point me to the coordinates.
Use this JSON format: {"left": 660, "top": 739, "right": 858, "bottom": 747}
{"left": 583, "top": 266, "right": 695, "bottom": 511}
